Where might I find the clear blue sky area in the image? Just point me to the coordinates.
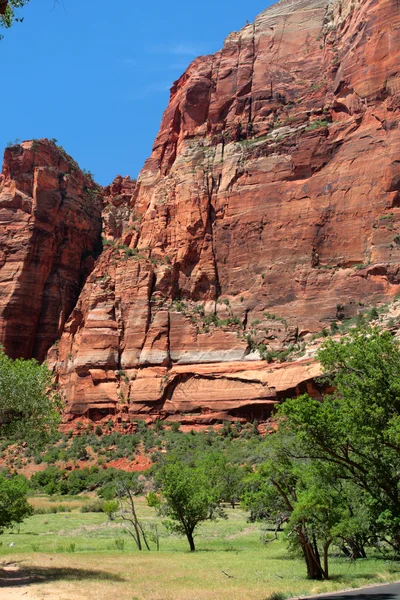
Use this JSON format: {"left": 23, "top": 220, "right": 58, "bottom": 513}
{"left": 1, "top": 0, "right": 273, "bottom": 185}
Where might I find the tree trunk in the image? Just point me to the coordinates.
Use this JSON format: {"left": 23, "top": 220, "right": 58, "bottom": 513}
{"left": 134, "top": 522, "right": 143, "bottom": 550}
{"left": 298, "top": 528, "right": 326, "bottom": 580}
{"left": 186, "top": 530, "right": 196, "bottom": 552}
{"left": 323, "top": 539, "right": 333, "bottom": 580}
{"left": 345, "top": 537, "right": 367, "bottom": 559}
{"left": 303, "top": 542, "right": 325, "bottom": 580}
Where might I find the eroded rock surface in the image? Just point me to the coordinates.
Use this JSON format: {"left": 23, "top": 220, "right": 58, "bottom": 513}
{"left": 4, "top": 0, "right": 400, "bottom": 423}
{"left": 0, "top": 140, "right": 102, "bottom": 360}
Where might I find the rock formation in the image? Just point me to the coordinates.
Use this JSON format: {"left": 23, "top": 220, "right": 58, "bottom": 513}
{"left": 3, "top": 0, "right": 400, "bottom": 424}
{"left": 0, "top": 140, "right": 102, "bottom": 360}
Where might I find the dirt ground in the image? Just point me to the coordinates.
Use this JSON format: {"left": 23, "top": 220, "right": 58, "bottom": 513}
{"left": 0, "top": 563, "right": 41, "bottom": 600}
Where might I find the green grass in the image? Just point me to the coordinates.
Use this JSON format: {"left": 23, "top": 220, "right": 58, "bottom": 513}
{"left": 1, "top": 497, "right": 400, "bottom": 600}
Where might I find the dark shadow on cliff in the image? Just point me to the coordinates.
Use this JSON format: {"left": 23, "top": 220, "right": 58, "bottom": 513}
{"left": 0, "top": 561, "right": 125, "bottom": 588}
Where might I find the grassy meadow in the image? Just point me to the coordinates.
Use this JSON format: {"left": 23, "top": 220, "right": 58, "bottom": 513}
{"left": 1, "top": 496, "right": 400, "bottom": 600}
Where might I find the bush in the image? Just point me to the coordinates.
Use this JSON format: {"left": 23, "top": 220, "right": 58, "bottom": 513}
{"left": 80, "top": 499, "right": 104, "bottom": 513}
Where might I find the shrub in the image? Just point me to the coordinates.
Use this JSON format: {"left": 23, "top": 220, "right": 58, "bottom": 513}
{"left": 80, "top": 499, "right": 105, "bottom": 513}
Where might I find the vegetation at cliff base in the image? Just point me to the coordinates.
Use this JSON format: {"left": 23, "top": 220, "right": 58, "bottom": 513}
{"left": 2, "top": 497, "right": 400, "bottom": 600}
{"left": 0, "top": 348, "right": 62, "bottom": 536}
{"left": 2, "top": 326, "right": 400, "bottom": 595}
{"left": 0, "top": 349, "right": 63, "bottom": 443}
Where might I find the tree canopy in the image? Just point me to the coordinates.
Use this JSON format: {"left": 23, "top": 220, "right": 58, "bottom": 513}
{"left": 150, "top": 454, "right": 224, "bottom": 551}
{"left": 0, "top": 1, "right": 30, "bottom": 31}
{"left": 246, "top": 327, "right": 400, "bottom": 579}
{"left": 0, "top": 348, "right": 63, "bottom": 443}
{"left": 0, "top": 472, "right": 32, "bottom": 532}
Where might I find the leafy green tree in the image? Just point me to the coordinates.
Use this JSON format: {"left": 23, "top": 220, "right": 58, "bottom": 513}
{"left": 244, "top": 431, "right": 370, "bottom": 580}
{"left": 198, "top": 452, "right": 244, "bottom": 508}
{"left": 0, "top": 349, "right": 63, "bottom": 443}
{"left": 103, "top": 500, "right": 119, "bottom": 521}
{"left": 151, "top": 456, "right": 223, "bottom": 551}
{"left": 278, "top": 327, "right": 400, "bottom": 553}
{"left": 0, "top": 472, "right": 33, "bottom": 532}
{"left": 249, "top": 432, "right": 332, "bottom": 580}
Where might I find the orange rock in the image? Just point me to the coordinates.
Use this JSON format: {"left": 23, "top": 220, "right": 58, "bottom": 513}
{"left": 0, "top": 140, "right": 102, "bottom": 360}
{"left": 3, "top": 0, "right": 400, "bottom": 424}
{"left": 51, "top": 0, "right": 400, "bottom": 423}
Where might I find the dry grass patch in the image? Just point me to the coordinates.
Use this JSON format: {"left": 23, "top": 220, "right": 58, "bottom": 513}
{"left": 1, "top": 499, "right": 400, "bottom": 600}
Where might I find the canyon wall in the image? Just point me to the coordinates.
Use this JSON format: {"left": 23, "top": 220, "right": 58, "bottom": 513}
{"left": 3, "top": 0, "right": 400, "bottom": 423}
{"left": 0, "top": 141, "right": 102, "bottom": 361}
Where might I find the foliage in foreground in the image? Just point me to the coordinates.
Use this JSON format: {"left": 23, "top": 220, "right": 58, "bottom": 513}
{"left": 3, "top": 326, "right": 400, "bottom": 582}
{"left": 149, "top": 454, "right": 226, "bottom": 551}
{"left": 0, "top": 349, "right": 63, "bottom": 443}
{"left": 245, "top": 327, "right": 400, "bottom": 579}
{"left": 0, "top": 347, "right": 62, "bottom": 534}
{"left": 0, "top": 0, "right": 29, "bottom": 33}
{"left": 0, "top": 472, "right": 32, "bottom": 531}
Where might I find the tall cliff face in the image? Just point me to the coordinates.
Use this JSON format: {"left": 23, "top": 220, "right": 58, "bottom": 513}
{"left": 3, "top": 0, "right": 400, "bottom": 424}
{"left": 0, "top": 140, "right": 103, "bottom": 360}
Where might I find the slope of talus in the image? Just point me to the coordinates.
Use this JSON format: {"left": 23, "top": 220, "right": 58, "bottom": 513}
{"left": 45, "top": 0, "right": 400, "bottom": 423}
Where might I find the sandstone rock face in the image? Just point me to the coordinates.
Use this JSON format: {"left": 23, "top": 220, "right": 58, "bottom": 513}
{"left": 5, "top": 0, "right": 400, "bottom": 423}
{"left": 0, "top": 140, "right": 102, "bottom": 360}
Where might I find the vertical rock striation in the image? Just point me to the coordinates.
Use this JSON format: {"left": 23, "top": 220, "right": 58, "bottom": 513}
{"left": 0, "top": 140, "right": 102, "bottom": 360}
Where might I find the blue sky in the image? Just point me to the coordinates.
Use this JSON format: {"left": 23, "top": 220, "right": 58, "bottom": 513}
{"left": 1, "top": 0, "right": 273, "bottom": 185}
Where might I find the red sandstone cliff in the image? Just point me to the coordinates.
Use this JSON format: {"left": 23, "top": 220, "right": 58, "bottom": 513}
{"left": 0, "top": 140, "right": 102, "bottom": 360}
{"left": 3, "top": 0, "right": 400, "bottom": 424}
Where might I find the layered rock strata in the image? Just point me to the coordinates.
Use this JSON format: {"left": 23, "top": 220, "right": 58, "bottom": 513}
{"left": 0, "top": 140, "right": 102, "bottom": 360}
{"left": 3, "top": 0, "right": 400, "bottom": 423}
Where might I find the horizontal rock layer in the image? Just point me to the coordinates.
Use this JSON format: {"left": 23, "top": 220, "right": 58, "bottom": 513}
{"left": 3, "top": 0, "right": 400, "bottom": 423}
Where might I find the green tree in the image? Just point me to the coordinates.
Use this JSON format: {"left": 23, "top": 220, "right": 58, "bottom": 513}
{"left": 152, "top": 456, "right": 223, "bottom": 551}
{"left": 244, "top": 431, "right": 370, "bottom": 580}
{"left": 198, "top": 452, "right": 244, "bottom": 508}
{"left": 0, "top": 350, "right": 63, "bottom": 537}
{"left": 276, "top": 327, "right": 400, "bottom": 555}
{"left": 103, "top": 500, "right": 119, "bottom": 521}
{"left": 0, "top": 349, "right": 63, "bottom": 443}
{"left": 0, "top": 472, "right": 33, "bottom": 532}
{"left": 247, "top": 432, "right": 332, "bottom": 580}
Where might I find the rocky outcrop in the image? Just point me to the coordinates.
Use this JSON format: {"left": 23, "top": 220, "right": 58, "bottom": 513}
{"left": 44, "top": 0, "right": 400, "bottom": 423}
{"left": 0, "top": 140, "right": 102, "bottom": 360}
{"left": 3, "top": 0, "right": 400, "bottom": 423}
